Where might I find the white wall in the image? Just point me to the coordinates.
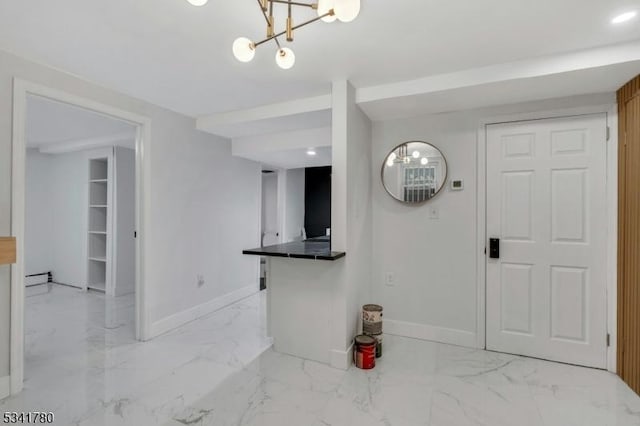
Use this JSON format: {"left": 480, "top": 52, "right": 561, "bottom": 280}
{"left": 24, "top": 149, "right": 54, "bottom": 276}
{"left": 370, "top": 93, "right": 616, "bottom": 347}
{"left": 141, "top": 114, "right": 261, "bottom": 329}
{"left": 262, "top": 173, "right": 279, "bottom": 246}
{"left": 50, "top": 149, "right": 93, "bottom": 286}
{"left": 372, "top": 113, "right": 479, "bottom": 343}
{"left": 282, "top": 168, "right": 305, "bottom": 242}
{"left": 332, "top": 81, "right": 373, "bottom": 353}
{"left": 113, "top": 146, "right": 136, "bottom": 296}
{"left": 0, "top": 49, "right": 262, "bottom": 379}
{"left": 343, "top": 84, "right": 373, "bottom": 344}
{"left": 26, "top": 147, "right": 116, "bottom": 288}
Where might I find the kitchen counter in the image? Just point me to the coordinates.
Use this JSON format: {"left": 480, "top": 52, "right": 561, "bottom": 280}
{"left": 243, "top": 240, "right": 345, "bottom": 261}
{"left": 243, "top": 238, "right": 348, "bottom": 368}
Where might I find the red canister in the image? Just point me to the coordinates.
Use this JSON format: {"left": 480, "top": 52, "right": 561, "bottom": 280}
{"left": 354, "top": 335, "right": 376, "bottom": 369}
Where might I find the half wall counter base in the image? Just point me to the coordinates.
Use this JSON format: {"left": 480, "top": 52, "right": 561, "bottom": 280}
{"left": 243, "top": 241, "right": 348, "bottom": 368}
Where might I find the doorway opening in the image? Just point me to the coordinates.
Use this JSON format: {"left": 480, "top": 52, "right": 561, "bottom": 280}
{"left": 22, "top": 94, "right": 138, "bottom": 391}
{"left": 257, "top": 164, "right": 332, "bottom": 291}
{"left": 10, "top": 80, "right": 150, "bottom": 395}
{"left": 260, "top": 169, "right": 279, "bottom": 290}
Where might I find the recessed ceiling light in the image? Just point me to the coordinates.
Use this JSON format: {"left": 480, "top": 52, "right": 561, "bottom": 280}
{"left": 612, "top": 11, "right": 637, "bottom": 24}
{"left": 307, "top": 149, "right": 317, "bottom": 156}
{"left": 187, "top": 0, "right": 208, "bottom": 5}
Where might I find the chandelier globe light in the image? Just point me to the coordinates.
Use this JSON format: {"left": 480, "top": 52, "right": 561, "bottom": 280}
{"left": 386, "top": 143, "right": 431, "bottom": 167}
{"left": 232, "top": 37, "right": 256, "bottom": 62}
{"left": 186, "top": 0, "right": 360, "bottom": 69}
{"left": 317, "top": 0, "right": 337, "bottom": 22}
{"left": 333, "top": 0, "right": 360, "bottom": 22}
{"left": 275, "top": 47, "right": 296, "bottom": 69}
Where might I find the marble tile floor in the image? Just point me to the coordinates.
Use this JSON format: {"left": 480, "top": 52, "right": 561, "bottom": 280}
{"left": 1, "top": 284, "right": 271, "bottom": 425}
{"left": 2, "top": 284, "right": 639, "bottom": 426}
{"left": 163, "top": 338, "right": 640, "bottom": 426}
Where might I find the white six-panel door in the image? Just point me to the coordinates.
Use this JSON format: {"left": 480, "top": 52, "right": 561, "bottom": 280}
{"left": 486, "top": 114, "right": 608, "bottom": 368}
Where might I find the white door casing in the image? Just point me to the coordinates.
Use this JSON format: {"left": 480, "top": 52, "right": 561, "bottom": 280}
{"left": 11, "top": 79, "right": 152, "bottom": 395}
{"left": 486, "top": 114, "right": 608, "bottom": 368}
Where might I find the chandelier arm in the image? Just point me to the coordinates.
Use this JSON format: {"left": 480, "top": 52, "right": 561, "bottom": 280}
{"left": 255, "top": 0, "right": 282, "bottom": 48}
{"left": 254, "top": 11, "right": 333, "bottom": 47}
{"left": 286, "top": 0, "right": 293, "bottom": 42}
{"left": 268, "top": 0, "right": 279, "bottom": 45}
{"left": 255, "top": 0, "right": 271, "bottom": 25}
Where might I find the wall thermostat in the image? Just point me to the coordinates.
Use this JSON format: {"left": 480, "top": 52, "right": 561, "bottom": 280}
{"left": 451, "top": 179, "right": 464, "bottom": 190}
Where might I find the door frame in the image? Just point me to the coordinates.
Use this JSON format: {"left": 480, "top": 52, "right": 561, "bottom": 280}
{"left": 476, "top": 104, "right": 618, "bottom": 372}
{"left": 10, "top": 78, "right": 152, "bottom": 394}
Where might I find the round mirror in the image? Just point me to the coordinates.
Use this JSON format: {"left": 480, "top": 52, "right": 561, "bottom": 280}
{"left": 381, "top": 141, "right": 448, "bottom": 204}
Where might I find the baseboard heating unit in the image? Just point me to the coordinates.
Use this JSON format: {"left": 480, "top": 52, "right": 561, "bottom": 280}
{"left": 25, "top": 271, "right": 52, "bottom": 287}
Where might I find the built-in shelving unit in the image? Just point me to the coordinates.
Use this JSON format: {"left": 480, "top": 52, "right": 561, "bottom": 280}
{"left": 87, "top": 158, "right": 110, "bottom": 293}
{"left": 83, "top": 147, "right": 135, "bottom": 297}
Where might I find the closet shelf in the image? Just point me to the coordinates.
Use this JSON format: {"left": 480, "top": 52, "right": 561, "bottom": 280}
{"left": 89, "top": 157, "right": 110, "bottom": 296}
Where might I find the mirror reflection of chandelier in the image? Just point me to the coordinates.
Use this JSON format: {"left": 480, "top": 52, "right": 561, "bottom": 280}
{"left": 386, "top": 143, "right": 430, "bottom": 167}
{"left": 186, "top": 0, "right": 361, "bottom": 69}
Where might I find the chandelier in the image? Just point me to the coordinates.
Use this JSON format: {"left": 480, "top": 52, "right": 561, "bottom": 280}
{"left": 386, "top": 144, "right": 430, "bottom": 167}
{"left": 186, "top": 0, "right": 361, "bottom": 69}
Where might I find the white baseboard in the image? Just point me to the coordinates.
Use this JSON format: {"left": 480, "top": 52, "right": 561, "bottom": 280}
{"left": 330, "top": 343, "right": 354, "bottom": 370}
{"left": 0, "top": 376, "right": 10, "bottom": 400}
{"left": 384, "top": 319, "right": 477, "bottom": 348}
{"left": 150, "top": 285, "right": 258, "bottom": 338}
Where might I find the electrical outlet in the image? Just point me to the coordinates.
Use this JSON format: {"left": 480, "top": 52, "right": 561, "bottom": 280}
{"left": 429, "top": 206, "right": 439, "bottom": 220}
{"left": 197, "top": 274, "right": 205, "bottom": 287}
{"left": 385, "top": 272, "right": 395, "bottom": 287}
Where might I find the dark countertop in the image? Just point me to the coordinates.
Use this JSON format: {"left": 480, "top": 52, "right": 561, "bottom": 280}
{"left": 243, "top": 240, "right": 345, "bottom": 261}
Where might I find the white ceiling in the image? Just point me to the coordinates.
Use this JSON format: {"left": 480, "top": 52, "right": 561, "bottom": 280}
{"left": 243, "top": 146, "right": 332, "bottom": 170}
{"left": 359, "top": 61, "right": 640, "bottom": 121}
{"left": 26, "top": 95, "right": 136, "bottom": 149}
{"left": 206, "top": 109, "right": 331, "bottom": 138}
{"left": 232, "top": 126, "right": 331, "bottom": 169}
{"left": 1, "top": 0, "right": 639, "bottom": 118}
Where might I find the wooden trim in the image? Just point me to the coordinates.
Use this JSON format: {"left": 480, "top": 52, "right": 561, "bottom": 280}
{"left": 617, "top": 75, "right": 640, "bottom": 395}
{"left": 0, "top": 237, "right": 16, "bottom": 265}
{"left": 618, "top": 75, "right": 640, "bottom": 104}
